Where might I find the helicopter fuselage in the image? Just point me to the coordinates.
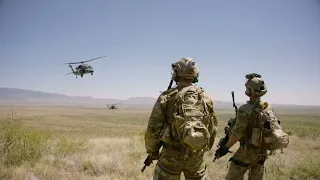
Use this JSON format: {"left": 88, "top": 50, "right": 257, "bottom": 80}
{"left": 65, "top": 55, "right": 105, "bottom": 78}
{"left": 69, "top": 64, "right": 94, "bottom": 78}
{"left": 75, "top": 64, "right": 94, "bottom": 73}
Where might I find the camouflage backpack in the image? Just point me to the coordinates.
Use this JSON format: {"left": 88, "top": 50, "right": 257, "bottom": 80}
{"left": 160, "top": 85, "right": 217, "bottom": 152}
{"left": 250, "top": 103, "right": 289, "bottom": 150}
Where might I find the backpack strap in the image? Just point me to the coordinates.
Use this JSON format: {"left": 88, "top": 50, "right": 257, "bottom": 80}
{"left": 171, "top": 85, "right": 194, "bottom": 106}
{"left": 252, "top": 101, "right": 270, "bottom": 128}
{"left": 246, "top": 101, "right": 270, "bottom": 157}
{"left": 199, "top": 89, "right": 209, "bottom": 116}
{"left": 162, "top": 85, "right": 194, "bottom": 143}
{"left": 242, "top": 102, "right": 260, "bottom": 145}
{"left": 166, "top": 85, "right": 194, "bottom": 124}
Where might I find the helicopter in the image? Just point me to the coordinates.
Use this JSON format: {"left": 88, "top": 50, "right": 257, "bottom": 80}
{"left": 65, "top": 56, "right": 106, "bottom": 78}
{"left": 107, "top": 104, "right": 117, "bottom": 110}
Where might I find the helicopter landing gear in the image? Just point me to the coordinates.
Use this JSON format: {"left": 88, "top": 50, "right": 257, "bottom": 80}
{"left": 91, "top": 73, "right": 93, "bottom": 75}
{"left": 81, "top": 74, "right": 83, "bottom": 77}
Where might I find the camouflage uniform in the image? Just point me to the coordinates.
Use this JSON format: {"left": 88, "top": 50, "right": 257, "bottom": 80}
{"left": 213, "top": 73, "right": 288, "bottom": 180}
{"left": 226, "top": 99, "right": 269, "bottom": 180}
{"left": 212, "top": 73, "right": 270, "bottom": 180}
{"left": 144, "top": 57, "right": 218, "bottom": 180}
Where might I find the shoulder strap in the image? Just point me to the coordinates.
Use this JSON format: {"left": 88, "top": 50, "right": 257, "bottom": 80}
{"left": 243, "top": 102, "right": 261, "bottom": 137}
{"left": 250, "top": 102, "right": 271, "bottom": 130}
{"left": 172, "top": 85, "right": 194, "bottom": 105}
{"left": 166, "top": 85, "right": 194, "bottom": 124}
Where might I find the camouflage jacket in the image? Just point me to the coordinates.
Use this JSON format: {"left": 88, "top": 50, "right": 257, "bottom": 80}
{"left": 144, "top": 84, "right": 218, "bottom": 155}
{"left": 230, "top": 98, "right": 269, "bottom": 144}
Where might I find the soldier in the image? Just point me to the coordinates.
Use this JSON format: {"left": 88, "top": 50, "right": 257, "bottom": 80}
{"left": 144, "top": 57, "right": 218, "bottom": 180}
{"left": 214, "top": 73, "right": 272, "bottom": 180}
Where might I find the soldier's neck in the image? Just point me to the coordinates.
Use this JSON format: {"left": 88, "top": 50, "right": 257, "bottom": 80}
{"left": 176, "top": 80, "right": 193, "bottom": 88}
{"left": 249, "top": 96, "right": 261, "bottom": 105}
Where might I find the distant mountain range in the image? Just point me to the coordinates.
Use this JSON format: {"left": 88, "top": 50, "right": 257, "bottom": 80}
{"left": 0, "top": 88, "right": 318, "bottom": 110}
{"left": 0, "top": 87, "right": 233, "bottom": 108}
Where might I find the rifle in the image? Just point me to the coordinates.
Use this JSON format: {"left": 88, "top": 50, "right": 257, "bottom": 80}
{"left": 141, "top": 79, "right": 174, "bottom": 172}
{"left": 213, "top": 91, "right": 238, "bottom": 162}
{"left": 167, "top": 79, "right": 173, "bottom": 90}
{"left": 213, "top": 134, "right": 230, "bottom": 162}
{"left": 231, "top": 91, "right": 238, "bottom": 117}
{"left": 141, "top": 156, "right": 152, "bottom": 172}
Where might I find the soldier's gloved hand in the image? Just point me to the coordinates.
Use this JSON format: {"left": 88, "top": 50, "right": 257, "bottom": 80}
{"left": 215, "top": 146, "right": 229, "bottom": 158}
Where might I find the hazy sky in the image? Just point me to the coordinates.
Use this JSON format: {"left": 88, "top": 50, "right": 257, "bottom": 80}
{"left": 1, "top": 0, "right": 319, "bottom": 105}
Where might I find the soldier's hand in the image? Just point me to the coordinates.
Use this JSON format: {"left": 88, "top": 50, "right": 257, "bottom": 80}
{"left": 215, "top": 146, "right": 229, "bottom": 159}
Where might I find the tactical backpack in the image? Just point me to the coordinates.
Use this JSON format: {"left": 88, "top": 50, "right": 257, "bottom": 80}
{"left": 161, "top": 85, "right": 217, "bottom": 152}
{"left": 250, "top": 104, "right": 289, "bottom": 150}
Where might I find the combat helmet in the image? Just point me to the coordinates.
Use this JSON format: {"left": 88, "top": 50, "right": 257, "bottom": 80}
{"left": 171, "top": 57, "right": 199, "bottom": 83}
{"left": 245, "top": 73, "right": 267, "bottom": 97}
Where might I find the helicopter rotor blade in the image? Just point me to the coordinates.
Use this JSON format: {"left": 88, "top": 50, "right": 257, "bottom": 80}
{"left": 82, "top": 55, "right": 107, "bottom": 63}
{"left": 66, "top": 72, "right": 73, "bottom": 75}
{"left": 64, "top": 55, "right": 106, "bottom": 65}
{"left": 65, "top": 62, "right": 81, "bottom": 65}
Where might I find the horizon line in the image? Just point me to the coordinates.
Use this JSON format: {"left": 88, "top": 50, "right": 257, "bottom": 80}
{"left": 0, "top": 87, "right": 319, "bottom": 107}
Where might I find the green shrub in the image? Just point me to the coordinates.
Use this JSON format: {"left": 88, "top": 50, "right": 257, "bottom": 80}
{"left": 289, "top": 158, "right": 320, "bottom": 180}
{"left": 54, "top": 136, "right": 88, "bottom": 157}
{"left": 0, "top": 118, "right": 52, "bottom": 166}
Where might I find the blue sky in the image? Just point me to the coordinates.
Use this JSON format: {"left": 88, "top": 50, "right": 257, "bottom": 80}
{"left": 0, "top": 0, "right": 319, "bottom": 105}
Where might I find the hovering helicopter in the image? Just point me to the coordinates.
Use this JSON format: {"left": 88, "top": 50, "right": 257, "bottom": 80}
{"left": 107, "top": 104, "right": 117, "bottom": 110}
{"left": 65, "top": 56, "right": 106, "bottom": 78}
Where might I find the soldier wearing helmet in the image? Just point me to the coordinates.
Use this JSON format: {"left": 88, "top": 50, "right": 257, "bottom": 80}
{"left": 144, "top": 57, "right": 218, "bottom": 180}
{"left": 171, "top": 57, "right": 200, "bottom": 84}
{"left": 214, "top": 73, "right": 272, "bottom": 180}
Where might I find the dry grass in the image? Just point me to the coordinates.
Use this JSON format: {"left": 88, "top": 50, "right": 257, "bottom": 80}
{"left": 0, "top": 105, "right": 319, "bottom": 180}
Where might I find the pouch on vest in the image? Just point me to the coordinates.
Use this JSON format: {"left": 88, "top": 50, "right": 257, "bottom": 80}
{"left": 251, "top": 106, "right": 289, "bottom": 150}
